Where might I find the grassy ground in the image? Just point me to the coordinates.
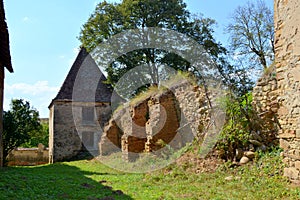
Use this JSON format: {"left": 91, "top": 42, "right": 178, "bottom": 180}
{"left": 0, "top": 150, "right": 300, "bottom": 200}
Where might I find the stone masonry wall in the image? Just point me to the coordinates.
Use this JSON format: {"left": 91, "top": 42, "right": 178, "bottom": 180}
{"left": 49, "top": 101, "right": 81, "bottom": 163}
{"left": 252, "top": 66, "right": 279, "bottom": 147}
{"left": 274, "top": 0, "right": 300, "bottom": 182}
{"left": 7, "top": 144, "right": 48, "bottom": 166}
{"left": 49, "top": 101, "right": 111, "bottom": 163}
{"left": 99, "top": 79, "right": 211, "bottom": 161}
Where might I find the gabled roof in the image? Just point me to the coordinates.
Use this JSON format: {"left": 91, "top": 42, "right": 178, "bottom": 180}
{"left": 52, "top": 47, "right": 112, "bottom": 105}
{"left": 0, "top": 0, "right": 13, "bottom": 73}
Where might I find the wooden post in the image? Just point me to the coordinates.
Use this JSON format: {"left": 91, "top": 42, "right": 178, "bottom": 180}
{"left": 0, "top": 66, "right": 4, "bottom": 167}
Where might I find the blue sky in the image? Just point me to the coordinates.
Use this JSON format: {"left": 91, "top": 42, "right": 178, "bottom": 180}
{"left": 4, "top": 0, "right": 273, "bottom": 117}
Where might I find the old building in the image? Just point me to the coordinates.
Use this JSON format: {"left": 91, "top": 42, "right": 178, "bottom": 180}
{"left": 0, "top": 0, "right": 13, "bottom": 167}
{"left": 274, "top": 0, "right": 300, "bottom": 182}
{"left": 48, "top": 47, "right": 112, "bottom": 163}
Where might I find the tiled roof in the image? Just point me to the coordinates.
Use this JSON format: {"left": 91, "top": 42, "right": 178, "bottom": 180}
{"left": 52, "top": 47, "right": 113, "bottom": 104}
{"left": 0, "top": 0, "right": 13, "bottom": 72}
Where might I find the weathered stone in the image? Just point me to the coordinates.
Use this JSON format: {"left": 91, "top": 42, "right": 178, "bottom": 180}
{"left": 49, "top": 101, "right": 111, "bottom": 163}
{"left": 7, "top": 146, "right": 49, "bottom": 166}
{"left": 49, "top": 48, "right": 113, "bottom": 163}
{"left": 99, "top": 80, "right": 213, "bottom": 162}
{"left": 284, "top": 168, "right": 299, "bottom": 180}
{"left": 279, "top": 133, "right": 296, "bottom": 139}
{"left": 224, "top": 176, "right": 234, "bottom": 181}
{"left": 296, "top": 130, "right": 300, "bottom": 138}
{"left": 145, "top": 91, "right": 181, "bottom": 153}
{"left": 224, "top": 176, "right": 241, "bottom": 181}
{"left": 251, "top": 0, "right": 300, "bottom": 182}
{"left": 278, "top": 106, "right": 289, "bottom": 116}
{"left": 239, "top": 156, "right": 250, "bottom": 165}
{"left": 99, "top": 119, "right": 122, "bottom": 156}
{"left": 282, "top": 157, "right": 289, "bottom": 165}
{"left": 283, "top": 153, "right": 300, "bottom": 161}
{"left": 244, "top": 151, "right": 255, "bottom": 160}
{"left": 280, "top": 139, "right": 290, "bottom": 150}
{"left": 295, "top": 161, "right": 300, "bottom": 170}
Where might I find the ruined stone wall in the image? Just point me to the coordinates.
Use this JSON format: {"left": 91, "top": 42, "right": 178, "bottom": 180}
{"left": 7, "top": 144, "right": 48, "bottom": 166}
{"left": 274, "top": 0, "right": 300, "bottom": 182}
{"left": 49, "top": 101, "right": 111, "bottom": 163}
{"left": 252, "top": 66, "right": 279, "bottom": 147}
{"left": 99, "top": 80, "right": 211, "bottom": 161}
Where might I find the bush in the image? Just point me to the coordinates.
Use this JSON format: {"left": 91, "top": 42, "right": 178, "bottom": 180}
{"left": 217, "top": 92, "right": 253, "bottom": 161}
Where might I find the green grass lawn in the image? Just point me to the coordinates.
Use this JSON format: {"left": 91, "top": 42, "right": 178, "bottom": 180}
{"left": 1, "top": 150, "right": 300, "bottom": 200}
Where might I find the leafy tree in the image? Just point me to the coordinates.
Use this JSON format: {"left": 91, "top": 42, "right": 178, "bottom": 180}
{"left": 79, "top": 0, "right": 261, "bottom": 161}
{"left": 226, "top": 0, "right": 274, "bottom": 70}
{"left": 79, "top": 0, "right": 226, "bottom": 90}
{"left": 21, "top": 121, "right": 49, "bottom": 148}
{"left": 3, "top": 99, "right": 42, "bottom": 161}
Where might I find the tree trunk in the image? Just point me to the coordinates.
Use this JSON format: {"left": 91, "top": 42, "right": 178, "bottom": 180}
{"left": 0, "top": 66, "right": 4, "bottom": 167}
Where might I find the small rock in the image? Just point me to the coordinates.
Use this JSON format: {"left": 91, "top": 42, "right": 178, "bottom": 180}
{"left": 284, "top": 167, "right": 299, "bottom": 179}
{"left": 240, "top": 156, "right": 250, "bottom": 164}
{"left": 225, "top": 176, "right": 241, "bottom": 181}
{"left": 257, "top": 145, "right": 267, "bottom": 152}
{"left": 244, "top": 151, "right": 255, "bottom": 159}
{"left": 225, "top": 176, "right": 234, "bottom": 181}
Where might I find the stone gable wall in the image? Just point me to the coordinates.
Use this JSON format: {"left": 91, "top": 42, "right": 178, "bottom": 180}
{"left": 49, "top": 101, "right": 111, "bottom": 163}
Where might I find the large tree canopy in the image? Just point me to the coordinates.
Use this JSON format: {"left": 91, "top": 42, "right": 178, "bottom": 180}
{"left": 226, "top": 0, "right": 274, "bottom": 70}
{"left": 79, "top": 0, "right": 226, "bottom": 95}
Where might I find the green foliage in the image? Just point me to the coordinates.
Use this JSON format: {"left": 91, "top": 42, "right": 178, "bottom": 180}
{"left": 21, "top": 121, "right": 49, "bottom": 148}
{"left": 217, "top": 93, "right": 253, "bottom": 160}
{"left": 79, "top": 0, "right": 226, "bottom": 87}
{"left": 3, "top": 99, "right": 42, "bottom": 161}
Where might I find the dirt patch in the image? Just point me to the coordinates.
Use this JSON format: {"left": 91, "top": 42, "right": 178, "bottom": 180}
{"left": 175, "top": 149, "right": 224, "bottom": 173}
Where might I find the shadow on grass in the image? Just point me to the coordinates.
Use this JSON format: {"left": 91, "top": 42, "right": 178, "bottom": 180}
{"left": 0, "top": 163, "right": 133, "bottom": 200}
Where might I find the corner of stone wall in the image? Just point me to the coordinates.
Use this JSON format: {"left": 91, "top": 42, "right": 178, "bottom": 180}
{"left": 252, "top": 64, "right": 280, "bottom": 147}
{"left": 274, "top": 0, "right": 300, "bottom": 182}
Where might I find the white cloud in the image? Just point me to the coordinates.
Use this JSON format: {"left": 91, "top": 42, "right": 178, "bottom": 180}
{"left": 6, "top": 81, "right": 59, "bottom": 95}
{"left": 4, "top": 81, "right": 59, "bottom": 118}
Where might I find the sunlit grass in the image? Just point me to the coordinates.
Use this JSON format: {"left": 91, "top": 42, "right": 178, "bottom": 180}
{"left": 1, "top": 149, "right": 300, "bottom": 199}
